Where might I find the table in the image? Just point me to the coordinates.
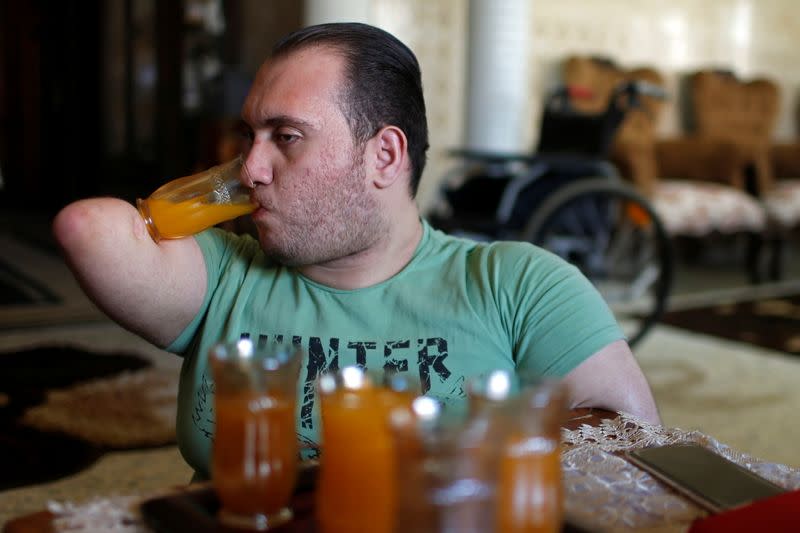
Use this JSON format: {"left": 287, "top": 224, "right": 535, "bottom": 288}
{"left": 14, "top": 409, "right": 800, "bottom": 533}
{"left": 0, "top": 409, "right": 681, "bottom": 533}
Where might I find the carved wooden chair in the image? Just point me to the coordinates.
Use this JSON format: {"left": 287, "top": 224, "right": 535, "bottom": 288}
{"left": 562, "top": 57, "right": 770, "bottom": 280}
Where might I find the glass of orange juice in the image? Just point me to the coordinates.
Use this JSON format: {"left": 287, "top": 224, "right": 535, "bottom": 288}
{"left": 210, "top": 338, "right": 302, "bottom": 531}
{"left": 467, "top": 371, "right": 567, "bottom": 533}
{"left": 389, "top": 396, "right": 500, "bottom": 533}
{"left": 136, "top": 155, "right": 256, "bottom": 242}
{"left": 316, "top": 366, "right": 418, "bottom": 533}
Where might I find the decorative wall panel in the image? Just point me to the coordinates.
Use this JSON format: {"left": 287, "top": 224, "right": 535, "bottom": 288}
{"left": 371, "top": 0, "right": 468, "bottom": 210}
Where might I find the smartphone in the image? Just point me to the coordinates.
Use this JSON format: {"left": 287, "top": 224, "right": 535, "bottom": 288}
{"left": 624, "top": 444, "right": 785, "bottom": 513}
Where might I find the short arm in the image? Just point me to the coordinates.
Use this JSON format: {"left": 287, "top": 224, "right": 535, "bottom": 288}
{"left": 52, "top": 197, "right": 208, "bottom": 347}
{"left": 561, "top": 339, "right": 661, "bottom": 425}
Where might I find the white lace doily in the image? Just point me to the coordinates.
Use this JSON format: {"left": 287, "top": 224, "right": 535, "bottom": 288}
{"left": 561, "top": 413, "right": 800, "bottom": 532}
{"left": 45, "top": 413, "right": 800, "bottom": 532}
{"left": 47, "top": 497, "right": 146, "bottom": 533}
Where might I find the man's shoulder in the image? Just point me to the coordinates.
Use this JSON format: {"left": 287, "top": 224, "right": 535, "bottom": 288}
{"left": 423, "top": 223, "right": 568, "bottom": 274}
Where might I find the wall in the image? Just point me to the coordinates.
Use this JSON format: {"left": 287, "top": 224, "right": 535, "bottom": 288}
{"left": 370, "top": 0, "right": 469, "bottom": 212}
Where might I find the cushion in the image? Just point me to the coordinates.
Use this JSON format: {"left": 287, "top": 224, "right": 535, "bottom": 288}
{"left": 651, "top": 180, "right": 766, "bottom": 236}
{"left": 763, "top": 179, "right": 800, "bottom": 228}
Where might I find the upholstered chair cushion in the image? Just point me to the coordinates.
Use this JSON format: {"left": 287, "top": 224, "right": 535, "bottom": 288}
{"left": 561, "top": 57, "right": 771, "bottom": 241}
{"left": 651, "top": 181, "right": 767, "bottom": 237}
{"left": 762, "top": 144, "right": 800, "bottom": 227}
{"left": 763, "top": 180, "right": 800, "bottom": 228}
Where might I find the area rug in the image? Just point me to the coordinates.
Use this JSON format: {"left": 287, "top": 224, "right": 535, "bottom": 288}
{"left": 659, "top": 288, "right": 800, "bottom": 355}
{"left": 633, "top": 324, "right": 800, "bottom": 469}
{"left": 0, "top": 345, "right": 178, "bottom": 491}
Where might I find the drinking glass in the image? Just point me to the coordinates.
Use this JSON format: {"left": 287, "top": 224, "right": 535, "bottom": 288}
{"left": 210, "top": 338, "right": 302, "bottom": 530}
{"left": 315, "top": 366, "right": 418, "bottom": 533}
{"left": 389, "top": 396, "right": 500, "bottom": 533}
{"left": 136, "top": 155, "right": 256, "bottom": 242}
{"left": 467, "top": 370, "right": 567, "bottom": 533}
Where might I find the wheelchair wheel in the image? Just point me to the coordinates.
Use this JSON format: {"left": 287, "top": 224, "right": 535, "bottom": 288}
{"left": 520, "top": 178, "right": 673, "bottom": 347}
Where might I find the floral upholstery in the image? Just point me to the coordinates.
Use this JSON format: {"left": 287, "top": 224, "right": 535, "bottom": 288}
{"left": 765, "top": 142, "right": 800, "bottom": 228}
{"left": 651, "top": 181, "right": 766, "bottom": 237}
{"left": 562, "top": 57, "right": 769, "bottom": 238}
{"left": 763, "top": 180, "right": 800, "bottom": 228}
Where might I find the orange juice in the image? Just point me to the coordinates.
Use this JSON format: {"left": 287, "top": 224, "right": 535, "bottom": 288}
{"left": 317, "top": 385, "right": 414, "bottom": 533}
{"left": 138, "top": 197, "right": 255, "bottom": 241}
{"left": 212, "top": 391, "right": 298, "bottom": 518}
{"left": 497, "top": 434, "right": 562, "bottom": 533}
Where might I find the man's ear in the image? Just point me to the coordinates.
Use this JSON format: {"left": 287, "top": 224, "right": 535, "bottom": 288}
{"left": 370, "top": 126, "right": 408, "bottom": 189}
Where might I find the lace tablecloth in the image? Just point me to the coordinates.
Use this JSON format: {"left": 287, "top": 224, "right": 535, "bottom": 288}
{"left": 45, "top": 413, "right": 800, "bottom": 532}
{"left": 561, "top": 413, "right": 800, "bottom": 532}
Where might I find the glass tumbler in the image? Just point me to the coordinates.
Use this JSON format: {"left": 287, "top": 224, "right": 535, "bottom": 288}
{"left": 467, "top": 370, "right": 567, "bottom": 533}
{"left": 210, "top": 338, "right": 302, "bottom": 531}
{"left": 316, "top": 366, "right": 418, "bottom": 533}
{"left": 136, "top": 155, "right": 256, "bottom": 242}
{"left": 389, "top": 396, "right": 501, "bottom": 533}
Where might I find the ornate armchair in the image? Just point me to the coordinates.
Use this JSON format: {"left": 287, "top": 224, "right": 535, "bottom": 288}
{"left": 767, "top": 142, "right": 800, "bottom": 229}
{"left": 686, "top": 71, "right": 779, "bottom": 192}
{"left": 687, "top": 70, "right": 800, "bottom": 278}
{"left": 562, "top": 58, "right": 768, "bottom": 254}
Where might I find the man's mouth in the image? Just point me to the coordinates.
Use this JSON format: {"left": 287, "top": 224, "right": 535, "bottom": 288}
{"left": 250, "top": 191, "right": 273, "bottom": 212}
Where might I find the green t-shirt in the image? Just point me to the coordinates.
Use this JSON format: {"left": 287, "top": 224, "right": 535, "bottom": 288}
{"left": 168, "top": 220, "right": 623, "bottom": 477}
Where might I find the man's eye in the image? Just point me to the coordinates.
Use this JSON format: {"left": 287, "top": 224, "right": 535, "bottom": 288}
{"left": 275, "top": 132, "right": 300, "bottom": 145}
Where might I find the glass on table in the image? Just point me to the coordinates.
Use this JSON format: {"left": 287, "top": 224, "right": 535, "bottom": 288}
{"left": 315, "top": 366, "right": 419, "bottom": 533}
{"left": 210, "top": 338, "right": 302, "bottom": 531}
{"left": 389, "top": 396, "right": 500, "bottom": 533}
{"left": 467, "top": 370, "right": 567, "bottom": 533}
{"left": 136, "top": 155, "right": 256, "bottom": 242}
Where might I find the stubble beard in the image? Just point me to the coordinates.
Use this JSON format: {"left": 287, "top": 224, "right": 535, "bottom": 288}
{"left": 259, "top": 155, "right": 388, "bottom": 267}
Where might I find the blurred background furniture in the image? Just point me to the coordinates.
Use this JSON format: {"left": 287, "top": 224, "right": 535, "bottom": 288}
{"left": 685, "top": 70, "right": 779, "bottom": 193}
{"left": 767, "top": 141, "right": 800, "bottom": 231}
{"left": 760, "top": 97, "right": 800, "bottom": 277}
{"left": 563, "top": 57, "right": 771, "bottom": 281}
{"left": 688, "top": 70, "right": 800, "bottom": 279}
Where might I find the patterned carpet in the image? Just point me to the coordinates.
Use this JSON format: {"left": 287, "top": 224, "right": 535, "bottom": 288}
{"left": 0, "top": 346, "right": 153, "bottom": 490}
{"left": 0, "top": 323, "right": 188, "bottom": 526}
{"left": 660, "top": 290, "right": 800, "bottom": 355}
{"left": 634, "top": 322, "right": 800, "bottom": 469}
{"left": 0, "top": 324, "right": 183, "bottom": 482}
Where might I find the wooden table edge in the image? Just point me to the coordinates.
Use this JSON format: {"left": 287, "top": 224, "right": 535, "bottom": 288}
{"left": 3, "top": 408, "right": 620, "bottom": 533}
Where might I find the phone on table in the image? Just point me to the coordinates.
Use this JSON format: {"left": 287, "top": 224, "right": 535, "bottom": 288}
{"left": 623, "top": 444, "right": 786, "bottom": 513}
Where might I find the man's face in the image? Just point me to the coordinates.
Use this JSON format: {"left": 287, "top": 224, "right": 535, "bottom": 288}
{"left": 240, "top": 47, "right": 386, "bottom": 266}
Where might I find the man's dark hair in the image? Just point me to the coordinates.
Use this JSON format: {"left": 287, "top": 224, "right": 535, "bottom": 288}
{"left": 272, "top": 22, "right": 429, "bottom": 198}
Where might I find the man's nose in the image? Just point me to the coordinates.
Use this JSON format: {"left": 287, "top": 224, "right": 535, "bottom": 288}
{"left": 242, "top": 144, "right": 274, "bottom": 186}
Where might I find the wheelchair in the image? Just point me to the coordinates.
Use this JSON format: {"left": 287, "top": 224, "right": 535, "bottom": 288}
{"left": 429, "top": 80, "right": 673, "bottom": 347}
